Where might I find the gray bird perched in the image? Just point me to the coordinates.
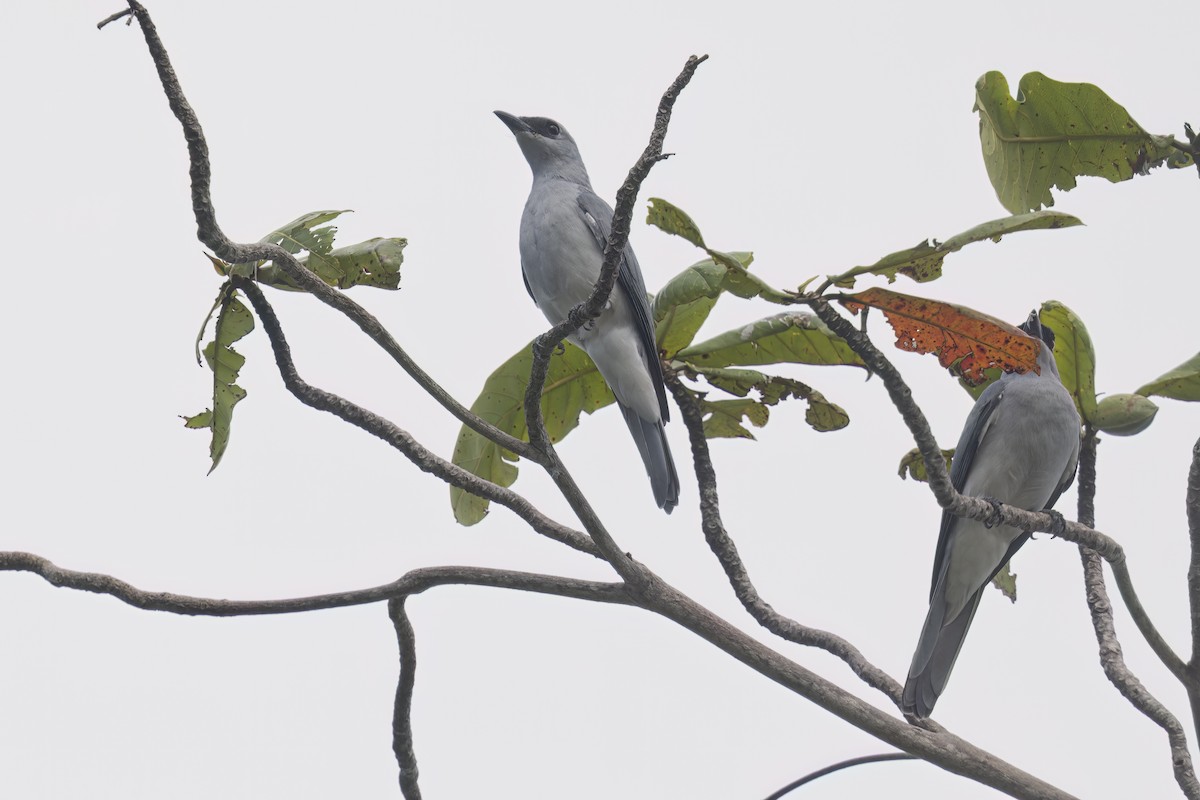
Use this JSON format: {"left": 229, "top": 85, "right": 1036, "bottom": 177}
{"left": 495, "top": 111, "right": 680, "bottom": 513}
{"left": 902, "top": 311, "right": 1081, "bottom": 718}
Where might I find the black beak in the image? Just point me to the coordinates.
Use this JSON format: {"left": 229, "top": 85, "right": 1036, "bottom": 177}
{"left": 494, "top": 110, "right": 532, "bottom": 135}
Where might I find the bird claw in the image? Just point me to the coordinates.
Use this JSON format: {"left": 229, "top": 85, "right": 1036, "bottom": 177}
{"left": 1043, "top": 509, "right": 1067, "bottom": 538}
{"left": 555, "top": 342, "right": 566, "bottom": 356}
{"left": 981, "top": 496, "right": 1005, "bottom": 529}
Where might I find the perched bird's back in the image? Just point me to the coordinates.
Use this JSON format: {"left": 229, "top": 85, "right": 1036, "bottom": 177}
{"left": 902, "top": 312, "right": 1080, "bottom": 717}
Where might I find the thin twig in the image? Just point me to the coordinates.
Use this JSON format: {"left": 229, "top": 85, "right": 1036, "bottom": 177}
{"left": 519, "top": 55, "right": 708, "bottom": 583}
{"left": 1075, "top": 432, "right": 1200, "bottom": 800}
{"left": 96, "top": 8, "right": 132, "bottom": 28}
{"left": 234, "top": 278, "right": 598, "bottom": 557}
{"left": 762, "top": 752, "right": 918, "bottom": 800}
{"left": 0, "top": 553, "right": 633, "bottom": 614}
{"left": 666, "top": 372, "right": 907, "bottom": 707}
{"left": 104, "top": 2, "right": 537, "bottom": 465}
{"left": 389, "top": 597, "right": 422, "bottom": 800}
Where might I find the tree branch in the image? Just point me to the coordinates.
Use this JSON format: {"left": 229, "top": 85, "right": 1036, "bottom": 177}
{"left": 0, "top": 552, "right": 633, "bottom": 614}
{"left": 1185, "top": 436, "right": 1200, "bottom": 747}
{"left": 106, "top": 1, "right": 537, "bottom": 466}
{"left": 1074, "top": 432, "right": 1200, "bottom": 799}
{"left": 233, "top": 278, "right": 598, "bottom": 557}
{"left": 97, "top": 7, "right": 1095, "bottom": 796}
{"left": 641, "top": 580, "right": 1078, "bottom": 799}
{"left": 4, "top": 540, "right": 1074, "bottom": 797}
{"left": 519, "top": 55, "right": 708, "bottom": 583}
{"left": 389, "top": 597, "right": 422, "bottom": 800}
{"left": 665, "top": 371, "right": 906, "bottom": 707}
{"left": 1187, "top": 438, "right": 1200, "bottom": 664}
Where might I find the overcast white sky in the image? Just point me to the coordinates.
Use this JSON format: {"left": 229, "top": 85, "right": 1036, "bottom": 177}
{"left": 2, "top": 2, "right": 1197, "bottom": 798}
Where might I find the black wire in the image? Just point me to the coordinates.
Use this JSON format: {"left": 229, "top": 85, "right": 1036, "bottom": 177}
{"left": 762, "top": 752, "right": 919, "bottom": 799}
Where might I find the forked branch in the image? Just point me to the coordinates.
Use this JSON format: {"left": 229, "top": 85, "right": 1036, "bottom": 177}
{"left": 89, "top": 4, "right": 1095, "bottom": 797}
{"left": 1074, "top": 433, "right": 1199, "bottom": 799}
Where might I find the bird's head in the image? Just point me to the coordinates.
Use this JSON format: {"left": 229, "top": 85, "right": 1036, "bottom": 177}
{"left": 1018, "top": 309, "right": 1060, "bottom": 375}
{"left": 494, "top": 111, "right": 589, "bottom": 184}
{"left": 1018, "top": 309, "right": 1056, "bottom": 351}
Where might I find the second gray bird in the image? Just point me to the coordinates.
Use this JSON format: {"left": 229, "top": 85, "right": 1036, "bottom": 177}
{"left": 902, "top": 311, "right": 1081, "bottom": 718}
{"left": 495, "top": 111, "right": 680, "bottom": 513}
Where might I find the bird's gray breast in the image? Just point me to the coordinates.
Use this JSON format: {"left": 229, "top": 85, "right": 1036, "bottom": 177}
{"left": 518, "top": 181, "right": 607, "bottom": 328}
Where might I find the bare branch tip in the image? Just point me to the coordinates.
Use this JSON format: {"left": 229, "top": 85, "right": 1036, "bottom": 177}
{"left": 97, "top": 8, "right": 133, "bottom": 29}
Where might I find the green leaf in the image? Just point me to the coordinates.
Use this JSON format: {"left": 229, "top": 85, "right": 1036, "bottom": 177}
{"left": 685, "top": 365, "right": 849, "bottom": 433}
{"left": 897, "top": 447, "right": 955, "bottom": 482}
{"left": 991, "top": 562, "right": 1018, "bottom": 602}
{"left": 1137, "top": 353, "right": 1200, "bottom": 401}
{"left": 1094, "top": 393, "right": 1159, "bottom": 436}
{"left": 185, "top": 285, "right": 255, "bottom": 474}
{"left": 830, "top": 211, "right": 1082, "bottom": 288}
{"left": 319, "top": 237, "right": 407, "bottom": 290}
{"left": 450, "top": 341, "right": 615, "bottom": 526}
{"left": 700, "top": 398, "right": 768, "bottom": 439}
{"left": 974, "top": 71, "right": 1191, "bottom": 213}
{"left": 647, "top": 198, "right": 792, "bottom": 304}
{"left": 803, "top": 389, "right": 850, "bottom": 432}
{"left": 652, "top": 252, "right": 754, "bottom": 357}
{"left": 261, "top": 209, "right": 348, "bottom": 255}
{"left": 1039, "top": 301, "right": 1098, "bottom": 423}
{"left": 182, "top": 411, "right": 213, "bottom": 429}
{"left": 651, "top": 255, "right": 736, "bottom": 348}
{"left": 677, "top": 312, "right": 866, "bottom": 370}
{"left": 216, "top": 210, "right": 407, "bottom": 292}
{"left": 646, "top": 197, "right": 707, "bottom": 249}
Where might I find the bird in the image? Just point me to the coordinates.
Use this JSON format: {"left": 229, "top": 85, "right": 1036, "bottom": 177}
{"left": 494, "top": 111, "right": 680, "bottom": 513}
{"left": 902, "top": 310, "right": 1081, "bottom": 718}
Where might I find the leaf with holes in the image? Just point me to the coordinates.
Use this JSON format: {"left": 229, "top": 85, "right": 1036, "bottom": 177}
{"left": 841, "top": 288, "right": 1040, "bottom": 384}
{"left": 831, "top": 210, "right": 1081, "bottom": 288}
{"left": 211, "top": 211, "right": 408, "bottom": 292}
{"left": 974, "top": 71, "right": 1191, "bottom": 213}
{"left": 183, "top": 285, "right": 255, "bottom": 474}
{"left": 687, "top": 365, "right": 849, "bottom": 433}
{"left": 700, "top": 398, "right": 769, "bottom": 439}
{"left": 450, "top": 341, "right": 614, "bottom": 526}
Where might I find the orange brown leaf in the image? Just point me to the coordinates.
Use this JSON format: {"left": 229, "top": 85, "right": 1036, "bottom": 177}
{"left": 841, "top": 288, "right": 1040, "bottom": 384}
